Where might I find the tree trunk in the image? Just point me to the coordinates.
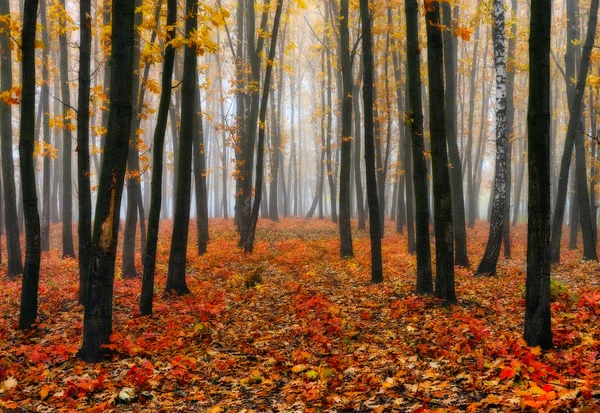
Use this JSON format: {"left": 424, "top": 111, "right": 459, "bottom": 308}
{"left": 405, "top": 0, "right": 432, "bottom": 294}
{"left": 122, "top": 0, "right": 143, "bottom": 279}
{"left": 353, "top": 67, "right": 366, "bottom": 230}
{"left": 425, "top": 0, "right": 456, "bottom": 303}
{"left": 193, "top": 78, "right": 209, "bottom": 255}
{"left": 325, "top": 42, "right": 338, "bottom": 224}
{"left": 359, "top": 0, "right": 383, "bottom": 284}
{"left": 140, "top": 0, "right": 177, "bottom": 315}
{"left": 550, "top": 0, "right": 599, "bottom": 263}
{"left": 18, "top": 0, "right": 41, "bottom": 330}
{"left": 503, "top": 0, "right": 517, "bottom": 258}
{"left": 165, "top": 0, "right": 198, "bottom": 294}
{"left": 77, "top": 0, "right": 93, "bottom": 305}
{"left": 0, "top": 0, "right": 23, "bottom": 277}
{"left": 243, "top": 0, "right": 284, "bottom": 253}
{"left": 524, "top": 0, "right": 553, "bottom": 350}
{"left": 475, "top": 0, "right": 508, "bottom": 276}
{"left": 40, "top": 0, "right": 51, "bottom": 253}
{"left": 442, "top": 2, "right": 469, "bottom": 267}
{"left": 589, "top": 85, "right": 597, "bottom": 243}
{"left": 59, "top": 0, "right": 75, "bottom": 258}
{"left": 79, "top": 0, "right": 135, "bottom": 361}
{"left": 338, "top": 0, "right": 354, "bottom": 258}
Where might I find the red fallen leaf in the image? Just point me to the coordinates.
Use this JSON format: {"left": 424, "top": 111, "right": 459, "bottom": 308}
{"left": 499, "top": 367, "right": 516, "bottom": 379}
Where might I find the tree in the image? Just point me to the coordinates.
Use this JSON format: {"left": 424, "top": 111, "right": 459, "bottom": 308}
{"left": 18, "top": 0, "right": 40, "bottom": 330}
{"left": 193, "top": 75, "right": 209, "bottom": 255}
{"left": 405, "top": 0, "right": 433, "bottom": 294}
{"left": 338, "top": 0, "right": 354, "bottom": 259}
{"left": 243, "top": 0, "right": 284, "bottom": 253}
{"left": 79, "top": 0, "right": 136, "bottom": 362}
{"left": 424, "top": 0, "right": 456, "bottom": 303}
{"left": 503, "top": 0, "right": 517, "bottom": 258}
{"left": 550, "top": 0, "right": 599, "bottom": 263}
{"left": 140, "top": 0, "right": 176, "bottom": 316}
{"left": 0, "top": 0, "right": 24, "bottom": 277}
{"left": 475, "top": 0, "right": 508, "bottom": 276}
{"left": 58, "top": 0, "right": 76, "bottom": 259}
{"left": 165, "top": 0, "right": 198, "bottom": 295}
{"left": 238, "top": 0, "right": 273, "bottom": 246}
{"left": 524, "top": 0, "right": 553, "bottom": 350}
{"left": 122, "top": 0, "right": 144, "bottom": 279}
{"left": 77, "top": 0, "right": 93, "bottom": 305}
{"left": 442, "top": 3, "right": 468, "bottom": 267}
{"left": 40, "top": 0, "right": 51, "bottom": 253}
{"left": 359, "top": 0, "right": 383, "bottom": 284}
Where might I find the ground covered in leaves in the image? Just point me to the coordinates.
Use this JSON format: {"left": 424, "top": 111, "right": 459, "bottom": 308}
{"left": 0, "top": 219, "right": 599, "bottom": 412}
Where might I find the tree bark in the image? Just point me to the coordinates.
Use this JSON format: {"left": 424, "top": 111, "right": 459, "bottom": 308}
{"left": 550, "top": 0, "right": 599, "bottom": 263}
{"left": 18, "top": 0, "right": 41, "bottom": 330}
{"left": 475, "top": 0, "right": 508, "bottom": 276}
{"left": 405, "top": 0, "right": 432, "bottom": 294}
{"left": 503, "top": 0, "right": 517, "bottom": 258}
{"left": 140, "top": 0, "right": 176, "bottom": 315}
{"left": 338, "top": 0, "right": 354, "bottom": 258}
{"left": 359, "top": 0, "right": 383, "bottom": 284}
{"left": 58, "top": 0, "right": 75, "bottom": 258}
{"left": 40, "top": 0, "right": 51, "bottom": 253}
{"left": 524, "top": 0, "right": 553, "bottom": 350}
{"left": 165, "top": 0, "right": 198, "bottom": 294}
{"left": 353, "top": 65, "right": 366, "bottom": 230}
{"left": 442, "top": 3, "right": 469, "bottom": 267}
{"left": 243, "top": 0, "right": 284, "bottom": 253}
{"left": 122, "top": 0, "right": 143, "bottom": 279}
{"left": 79, "top": 0, "right": 136, "bottom": 362}
{"left": 77, "top": 0, "right": 93, "bottom": 305}
{"left": 0, "top": 0, "right": 23, "bottom": 277}
{"left": 193, "top": 77, "right": 209, "bottom": 255}
{"left": 424, "top": 0, "right": 456, "bottom": 303}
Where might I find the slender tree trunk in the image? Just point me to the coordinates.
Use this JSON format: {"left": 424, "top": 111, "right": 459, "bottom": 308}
{"left": 338, "top": 0, "right": 354, "bottom": 258}
{"left": 59, "top": 0, "right": 75, "bottom": 258}
{"left": 77, "top": 0, "right": 93, "bottom": 305}
{"left": 51, "top": 75, "right": 62, "bottom": 224}
{"left": 193, "top": 78, "right": 209, "bottom": 255}
{"left": 359, "top": 0, "right": 383, "bottom": 284}
{"left": 165, "top": 0, "right": 198, "bottom": 294}
{"left": 122, "top": 0, "right": 143, "bottom": 279}
{"left": 442, "top": 2, "right": 469, "bottom": 267}
{"left": 476, "top": 0, "right": 508, "bottom": 276}
{"left": 40, "top": 0, "right": 51, "bottom": 253}
{"left": 141, "top": 0, "right": 175, "bottom": 311}
{"left": 425, "top": 0, "right": 456, "bottom": 303}
{"left": 524, "top": 0, "right": 553, "bottom": 349}
{"left": 589, "top": 86, "right": 597, "bottom": 243}
{"left": 239, "top": 0, "right": 272, "bottom": 246}
{"left": 569, "top": 166, "right": 579, "bottom": 249}
{"left": 513, "top": 132, "right": 526, "bottom": 225}
{"left": 18, "top": 0, "right": 40, "bottom": 330}
{"left": 353, "top": 68, "right": 366, "bottom": 230}
{"left": 503, "top": 0, "right": 517, "bottom": 258}
{"left": 550, "top": 0, "right": 599, "bottom": 262}
{"left": 0, "top": 0, "right": 23, "bottom": 277}
{"left": 243, "top": 0, "right": 284, "bottom": 253}
{"left": 405, "top": 0, "right": 432, "bottom": 293}
{"left": 325, "top": 43, "right": 338, "bottom": 224}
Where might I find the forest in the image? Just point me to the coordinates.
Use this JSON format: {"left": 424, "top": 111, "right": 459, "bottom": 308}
{"left": 0, "top": 0, "right": 599, "bottom": 410}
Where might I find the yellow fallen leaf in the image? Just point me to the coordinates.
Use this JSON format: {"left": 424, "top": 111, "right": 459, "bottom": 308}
{"left": 40, "top": 386, "right": 49, "bottom": 400}
{"left": 292, "top": 364, "right": 308, "bottom": 373}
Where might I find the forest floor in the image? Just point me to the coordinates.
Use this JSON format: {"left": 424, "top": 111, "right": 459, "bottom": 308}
{"left": 0, "top": 219, "right": 599, "bottom": 412}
